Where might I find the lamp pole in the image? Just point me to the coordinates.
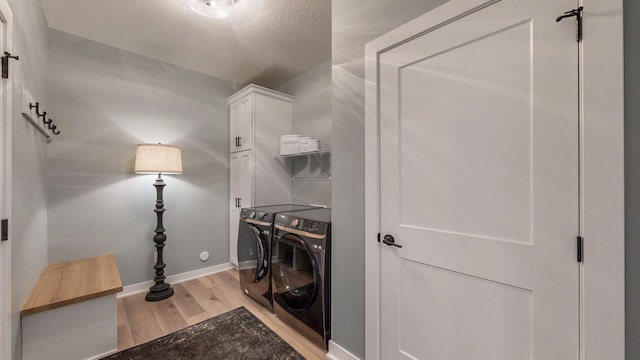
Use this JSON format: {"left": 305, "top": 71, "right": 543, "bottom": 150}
{"left": 145, "top": 172, "right": 174, "bottom": 301}
{"left": 134, "top": 143, "right": 181, "bottom": 302}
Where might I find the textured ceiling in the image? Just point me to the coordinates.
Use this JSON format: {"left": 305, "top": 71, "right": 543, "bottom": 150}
{"left": 39, "top": 0, "right": 331, "bottom": 87}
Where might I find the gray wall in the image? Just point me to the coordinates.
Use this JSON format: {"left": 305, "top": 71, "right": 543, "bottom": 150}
{"left": 330, "top": 0, "right": 450, "bottom": 357}
{"left": 626, "top": 0, "right": 640, "bottom": 359}
{"left": 9, "top": 0, "right": 49, "bottom": 359}
{"left": 276, "top": 61, "right": 332, "bottom": 207}
{"left": 46, "top": 29, "right": 238, "bottom": 286}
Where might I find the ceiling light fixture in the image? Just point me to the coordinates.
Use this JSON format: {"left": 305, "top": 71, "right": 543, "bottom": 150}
{"left": 184, "top": 0, "right": 234, "bottom": 19}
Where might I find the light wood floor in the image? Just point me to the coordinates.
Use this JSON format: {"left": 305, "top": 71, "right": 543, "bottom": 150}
{"left": 117, "top": 269, "right": 327, "bottom": 360}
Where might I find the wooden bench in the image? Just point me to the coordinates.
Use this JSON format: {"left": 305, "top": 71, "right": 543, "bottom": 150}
{"left": 21, "top": 255, "right": 123, "bottom": 360}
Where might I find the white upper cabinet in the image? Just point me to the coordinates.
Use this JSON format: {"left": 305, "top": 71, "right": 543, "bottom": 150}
{"left": 228, "top": 84, "right": 294, "bottom": 154}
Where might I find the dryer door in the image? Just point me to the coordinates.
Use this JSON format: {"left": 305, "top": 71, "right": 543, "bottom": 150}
{"left": 250, "top": 226, "right": 269, "bottom": 282}
{"left": 238, "top": 221, "right": 270, "bottom": 283}
{"left": 273, "top": 232, "right": 320, "bottom": 310}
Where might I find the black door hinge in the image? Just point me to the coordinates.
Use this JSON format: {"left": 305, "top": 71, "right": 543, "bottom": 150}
{"left": 1, "top": 219, "right": 8, "bottom": 241}
{"left": 556, "top": 7, "right": 584, "bottom": 42}
{"left": 577, "top": 236, "right": 584, "bottom": 263}
{"left": 1, "top": 52, "right": 19, "bottom": 79}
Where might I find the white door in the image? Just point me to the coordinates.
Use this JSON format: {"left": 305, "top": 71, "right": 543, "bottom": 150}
{"left": 229, "top": 150, "right": 253, "bottom": 267}
{"left": 375, "top": 0, "right": 579, "bottom": 358}
{"left": 0, "top": 2, "right": 12, "bottom": 360}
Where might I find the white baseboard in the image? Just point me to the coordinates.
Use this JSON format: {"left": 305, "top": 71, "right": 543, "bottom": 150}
{"left": 326, "top": 341, "right": 361, "bottom": 360}
{"left": 86, "top": 348, "right": 118, "bottom": 360}
{"left": 118, "top": 262, "right": 233, "bottom": 298}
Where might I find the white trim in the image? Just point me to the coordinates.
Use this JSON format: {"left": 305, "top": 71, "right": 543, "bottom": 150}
{"left": 86, "top": 348, "right": 119, "bottom": 360}
{"left": 326, "top": 340, "right": 361, "bottom": 360}
{"left": 227, "top": 83, "right": 294, "bottom": 104}
{"left": 581, "top": 0, "right": 625, "bottom": 359}
{"left": 0, "top": 1, "right": 13, "bottom": 360}
{"left": 118, "top": 262, "right": 233, "bottom": 298}
{"left": 364, "top": 32, "right": 380, "bottom": 360}
{"left": 364, "top": 1, "right": 625, "bottom": 360}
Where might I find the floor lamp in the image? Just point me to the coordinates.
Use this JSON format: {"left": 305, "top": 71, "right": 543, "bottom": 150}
{"left": 134, "top": 143, "right": 183, "bottom": 302}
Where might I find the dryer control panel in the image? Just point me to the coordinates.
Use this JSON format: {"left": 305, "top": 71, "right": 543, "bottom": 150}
{"left": 276, "top": 214, "right": 328, "bottom": 235}
{"left": 298, "top": 219, "right": 325, "bottom": 234}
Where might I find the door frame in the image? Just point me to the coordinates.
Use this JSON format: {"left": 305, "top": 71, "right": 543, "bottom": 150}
{"left": 364, "top": 0, "right": 624, "bottom": 359}
{"left": 0, "top": 1, "right": 13, "bottom": 359}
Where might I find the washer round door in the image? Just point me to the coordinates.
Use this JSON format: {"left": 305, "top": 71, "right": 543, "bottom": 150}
{"left": 272, "top": 232, "right": 320, "bottom": 310}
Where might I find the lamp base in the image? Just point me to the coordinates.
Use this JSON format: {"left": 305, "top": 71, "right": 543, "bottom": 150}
{"left": 145, "top": 283, "right": 174, "bottom": 302}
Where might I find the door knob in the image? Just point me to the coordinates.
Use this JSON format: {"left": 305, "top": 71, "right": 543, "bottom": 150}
{"left": 383, "top": 234, "right": 403, "bottom": 248}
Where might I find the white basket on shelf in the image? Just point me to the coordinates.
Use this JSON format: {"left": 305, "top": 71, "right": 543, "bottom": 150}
{"left": 280, "top": 134, "right": 301, "bottom": 155}
{"left": 300, "top": 137, "right": 319, "bottom": 152}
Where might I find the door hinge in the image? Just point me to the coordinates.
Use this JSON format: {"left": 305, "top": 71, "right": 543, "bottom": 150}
{"left": 1, "top": 52, "right": 19, "bottom": 79}
{"left": 1, "top": 219, "right": 8, "bottom": 241}
{"left": 556, "top": 7, "right": 583, "bottom": 42}
{"left": 577, "top": 236, "right": 584, "bottom": 263}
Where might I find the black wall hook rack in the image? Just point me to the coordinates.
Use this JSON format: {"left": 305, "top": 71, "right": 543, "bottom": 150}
{"left": 26, "top": 102, "right": 62, "bottom": 137}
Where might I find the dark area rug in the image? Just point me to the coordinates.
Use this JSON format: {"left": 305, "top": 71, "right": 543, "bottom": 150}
{"left": 102, "top": 307, "right": 305, "bottom": 360}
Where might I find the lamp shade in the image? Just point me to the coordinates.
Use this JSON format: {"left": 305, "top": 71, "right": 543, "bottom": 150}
{"left": 134, "top": 144, "right": 183, "bottom": 174}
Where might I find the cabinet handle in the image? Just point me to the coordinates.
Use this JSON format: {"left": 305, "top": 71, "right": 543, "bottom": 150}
{"left": 235, "top": 137, "right": 238, "bottom": 147}
{"left": 238, "top": 136, "right": 242, "bottom": 147}
{"left": 238, "top": 198, "right": 242, "bottom": 208}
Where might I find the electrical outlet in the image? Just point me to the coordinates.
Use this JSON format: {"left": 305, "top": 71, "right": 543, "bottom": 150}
{"left": 200, "top": 251, "right": 210, "bottom": 262}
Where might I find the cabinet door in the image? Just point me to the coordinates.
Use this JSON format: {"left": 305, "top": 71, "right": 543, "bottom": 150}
{"left": 230, "top": 96, "right": 253, "bottom": 153}
{"left": 230, "top": 101, "right": 242, "bottom": 153}
{"left": 229, "top": 150, "right": 253, "bottom": 267}
{"left": 230, "top": 150, "right": 253, "bottom": 209}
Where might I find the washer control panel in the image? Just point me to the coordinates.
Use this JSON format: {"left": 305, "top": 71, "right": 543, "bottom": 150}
{"left": 241, "top": 208, "right": 272, "bottom": 222}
